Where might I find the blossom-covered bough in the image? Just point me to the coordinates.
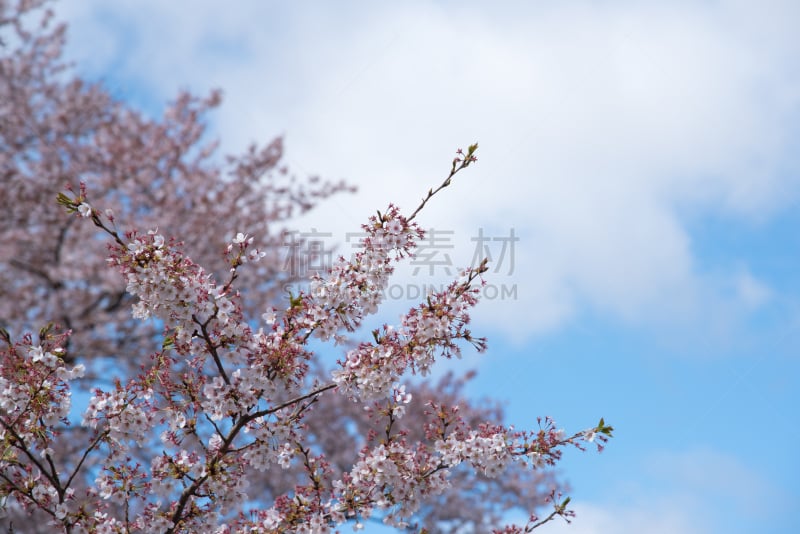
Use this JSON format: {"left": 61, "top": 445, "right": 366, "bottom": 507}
{"left": 0, "top": 142, "right": 612, "bottom": 533}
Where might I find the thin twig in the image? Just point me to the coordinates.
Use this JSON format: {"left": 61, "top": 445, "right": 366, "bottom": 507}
{"left": 407, "top": 143, "right": 478, "bottom": 222}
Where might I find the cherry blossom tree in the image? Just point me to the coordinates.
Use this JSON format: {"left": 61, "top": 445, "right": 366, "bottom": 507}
{"left": 0, "top": 1, "right": 612, "bottom": 532}
{"left": 0, "top": 0, "right": 352, "bottom": 368}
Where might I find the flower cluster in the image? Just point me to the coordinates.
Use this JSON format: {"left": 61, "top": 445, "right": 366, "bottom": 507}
{"left": 0, "top": 330, "right": 82, "bottom": 445}
{"left": 302, "top": 205, "right": 423, "bottom": 341}
{"left": 436, "top": 429, "right": 512, "bottom": 477}
{"left": 0, "top": 328, "right": 88, "bottom": 528}
{"left": 82, "top": 387, "right": 154, "bottom": 446}
{"left": 108, "top": 228, "right": 248, "bottom": 350}
{"left": 335, "top": 440, "right": 446, "bottom": 528}
{"left": 332, "top": 265, "right": 488, "bottom": 401}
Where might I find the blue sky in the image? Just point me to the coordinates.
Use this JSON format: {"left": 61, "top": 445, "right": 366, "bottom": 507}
{"left": 55, "top": 1, "right": 800, "bottom": 532}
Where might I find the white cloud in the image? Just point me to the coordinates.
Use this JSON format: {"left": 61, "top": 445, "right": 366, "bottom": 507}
{"left": 544, "top": 446, "right": 789, "bottom": 534}
{"left": 542, "top": 501, "right": 703, "bottom": 534}
{"left": 733, "top": 269, "right": 773, "bottom": 310}
{"left": 55, "top": 0, "right": 800, "bottom": 340}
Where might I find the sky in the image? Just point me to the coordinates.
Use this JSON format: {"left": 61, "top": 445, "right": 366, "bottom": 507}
{"left": 53, "top": 1, "right": 800, "bottom": 532}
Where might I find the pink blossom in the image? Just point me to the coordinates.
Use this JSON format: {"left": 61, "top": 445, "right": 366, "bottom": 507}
{"left": 0, "top": 3, "right": 611, "bottom": 530}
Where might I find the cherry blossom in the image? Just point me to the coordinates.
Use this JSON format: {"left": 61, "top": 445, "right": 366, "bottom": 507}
{"left": 0, "top": 3, "right": 613, "bottom": 532}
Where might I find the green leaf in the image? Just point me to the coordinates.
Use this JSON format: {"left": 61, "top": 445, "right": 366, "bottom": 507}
{"left": 289, "top": 292, "right": 304, "bottom": 309}
{"left": 38, "top": 322, "right": 54, "bottom": 340}
{"left": 596, "top": 417, "right": 614, "bottom": 437}
{"left": 56, "top": 192, "right": 79, "bottom": 213}
{"left": 0, "top": 327, "right": 10, "bottom": 345}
